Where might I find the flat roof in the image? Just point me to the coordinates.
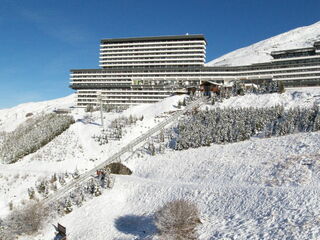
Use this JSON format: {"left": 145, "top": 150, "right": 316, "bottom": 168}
{"left": 100, "top": 34, "right": 207, "bottom": 45}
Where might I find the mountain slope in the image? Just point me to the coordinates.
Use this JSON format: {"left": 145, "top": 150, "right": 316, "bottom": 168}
{"left": 20, "top": 87, "right": 320, "bottom": 240}
{"left": 207, "top": 21, "right": 320, "bottom": 66}
{"left": 0, "top": 94, "right": 75, "bottom": 132}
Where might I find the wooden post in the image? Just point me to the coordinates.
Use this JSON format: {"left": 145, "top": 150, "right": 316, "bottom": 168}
{"left": 58, "top": 223, "right": 66, "bottom": 239}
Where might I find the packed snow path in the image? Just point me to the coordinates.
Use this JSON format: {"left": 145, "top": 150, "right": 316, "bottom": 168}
{"left": 42, "top": 97, "right": 205, "bottom": 206}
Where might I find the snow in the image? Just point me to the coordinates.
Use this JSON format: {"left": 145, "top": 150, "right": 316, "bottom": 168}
{"left": 0, "top": 94, "right": 75, "bottom": 132}
{"left": 207, "top": 87, "right": 320, "bottom": 109}
{"left": 207, "top": 21, "right": 320, "bottom": 66}
{"left": 34, "top": 129, "right": 320, "bottom": 240}
{"left": 0, "top": 94, "right": 186, "bottom": 218}
{"left": 1, "top": 88, "right": 320, "bottom": 239}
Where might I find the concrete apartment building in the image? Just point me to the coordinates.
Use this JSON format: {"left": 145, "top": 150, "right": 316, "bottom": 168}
{"left": 70, "top": 35, "right": 320, "bottom": 107}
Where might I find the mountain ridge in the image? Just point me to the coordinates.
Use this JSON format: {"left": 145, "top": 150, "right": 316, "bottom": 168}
{"left": 207, "top": 21, "right": 320, "bottom": 66}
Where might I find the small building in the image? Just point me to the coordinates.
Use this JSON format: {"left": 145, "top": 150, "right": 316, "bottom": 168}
{"left": 200, "top": 81, "right": 224, "bottom": 97}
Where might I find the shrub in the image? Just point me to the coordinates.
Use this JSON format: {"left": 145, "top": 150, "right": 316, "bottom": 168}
{"left": 155, "top": 200, "right": 201, "bottom": 240}
{"left": 278, "top": 81, "right": 285, "bottom": 94}
{"left": 85, "top": 104, "right": 95, "bottom": 112}
{"left": 8, "top": 201, "right": 13, "bottom": 211}
{"left": 3, "top": 202, "right": 48, "bottom": 238}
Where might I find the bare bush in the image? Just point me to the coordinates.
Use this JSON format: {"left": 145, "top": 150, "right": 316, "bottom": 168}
{"left": 2, "top": 201, "right": 48, "bottom": 238}
{"left": 8, "top": 201, "right": 13, "bottom": 211}
{"left": 155, "top": 199, "right": 201, "bottom": 240}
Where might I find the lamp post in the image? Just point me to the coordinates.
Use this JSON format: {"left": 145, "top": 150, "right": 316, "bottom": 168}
{"left": 97, "top": 91, "right": 104, "bottom": 128}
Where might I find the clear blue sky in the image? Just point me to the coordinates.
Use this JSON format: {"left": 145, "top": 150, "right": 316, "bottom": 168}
{"left": 0, "top": 0, "right": 319, "bottom": 108}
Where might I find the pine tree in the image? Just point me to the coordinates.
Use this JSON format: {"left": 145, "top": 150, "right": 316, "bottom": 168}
{"left": 278, "top": 81, "right": 285, "bottom": 93}
{"left": 27, "top": 187, "right": 35, "bottom": 200}
{"left": 64, "top": 198, "right": 73, "bottom": 214}
{"left": 58, "top": 175, "right": 66, "bottom": 185}
{"left": 159, "top": 130, "right": 165, "bottom": 142}
{"left": 72, "top": 168, "right": 80, "bottom": 179}
{"left": 148, "top": 142, "right": 156, "bottom": 155}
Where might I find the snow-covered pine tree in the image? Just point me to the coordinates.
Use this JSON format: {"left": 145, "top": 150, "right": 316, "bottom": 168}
{"left": 63, "top": 198, "right": 73, "bottom": 214}
{"left": 72, "top": 168, "right": 80, "bottom": 179}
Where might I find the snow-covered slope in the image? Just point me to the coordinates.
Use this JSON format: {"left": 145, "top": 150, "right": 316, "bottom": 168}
{"left": 0, "top": 94, "right": 186, "bottom": 218}
{"left": 1, "top": 88, "right": 320, "bottom": 239}
{"left": 210, "top": 87, "right": 320, "bottom": 109}
{"left": 207, "top": 21, "right": 320, "bottom": 66}
{"left": 35, "top": 119, "right": 320, "bottom": 239}
{"left": 0, "top": 94, "right": 75, "bottom": 132}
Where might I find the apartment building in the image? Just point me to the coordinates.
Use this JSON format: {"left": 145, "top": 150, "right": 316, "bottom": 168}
{"left": 70, "top": 35, "right": 320, "bottom": 107}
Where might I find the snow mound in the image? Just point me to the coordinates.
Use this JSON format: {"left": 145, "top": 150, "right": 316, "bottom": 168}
{"left": 207, "top": 21, "right": 320, "bottom": 66}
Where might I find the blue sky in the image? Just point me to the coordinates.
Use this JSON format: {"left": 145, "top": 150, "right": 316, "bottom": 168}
{"left": 0, "top": 0, "right": 319, "bottom": 108}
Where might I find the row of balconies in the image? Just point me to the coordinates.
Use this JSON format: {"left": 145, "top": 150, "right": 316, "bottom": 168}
{"left": 272, "top": 71, "right": 320, "bottom": 77}
{"left": 99, "top": 58, "right": 205, "bottom": 63}
{"left": 77, "top": 97, "right": 166, "bottom": 102}
{"left": 99, "top": 55, "right": 205, "bottom": 61}
{"left": 77, "top": 90, "right": 171, "bottom": 95}
{"left": 70, "top": 68, "right": 320, "bottom": 79}
{"left": 99, "top": 52, "right": 205, "bottom": 59}
{"left": 100, "top": 49, "right": 206, "bottom": 56}
{"left": 273, "top": 75, "right": 320, "bottom": 81}
{"left": 100, "top": 90, "right": 171, "bottom": 93}
{"left": 101, "top": 43, "right": 205, "bottom": 50}
{"left": 99, "top": 62, "right": 204, "bottom": 67}
{"left": 100, "top": 45, "right": 205, "bottom": 52}
{"left": 101, "top": 97, "right": 167, "bottom": 101}
{"left": 272, "top": 55, "right": 320, "bottom": 63}
{"left": 70, "top": 73, "right": 320, "bottom": 84}
{"left": 71, "top": 64, "right": 320, "bottom": 78}
{"left": 70, "top": 74, "right": 235, "bottom": 79}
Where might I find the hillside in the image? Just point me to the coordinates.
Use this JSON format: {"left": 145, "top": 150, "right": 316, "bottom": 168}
{"left": 28, "top": 88, "right": 320, "bottom": 240}
{"left": 0, "top": 94, "right": 75, "bottom": 132}
{"left": 207, "top": 21, "right": 320, "bottom": 66}
{"left": 1, "top": 88, "right": 320, "bottom": 239}
{"left": 0, "top": 94, "right": 186, "bottom": 217}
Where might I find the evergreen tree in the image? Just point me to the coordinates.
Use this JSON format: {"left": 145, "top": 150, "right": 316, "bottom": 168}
{"left": 64, "top": 198, "right": 73, "bottom": 214}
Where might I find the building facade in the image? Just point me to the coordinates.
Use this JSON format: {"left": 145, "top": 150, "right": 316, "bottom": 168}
{"left": 70, "top": 35, "right": 320, "bottom": 107}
